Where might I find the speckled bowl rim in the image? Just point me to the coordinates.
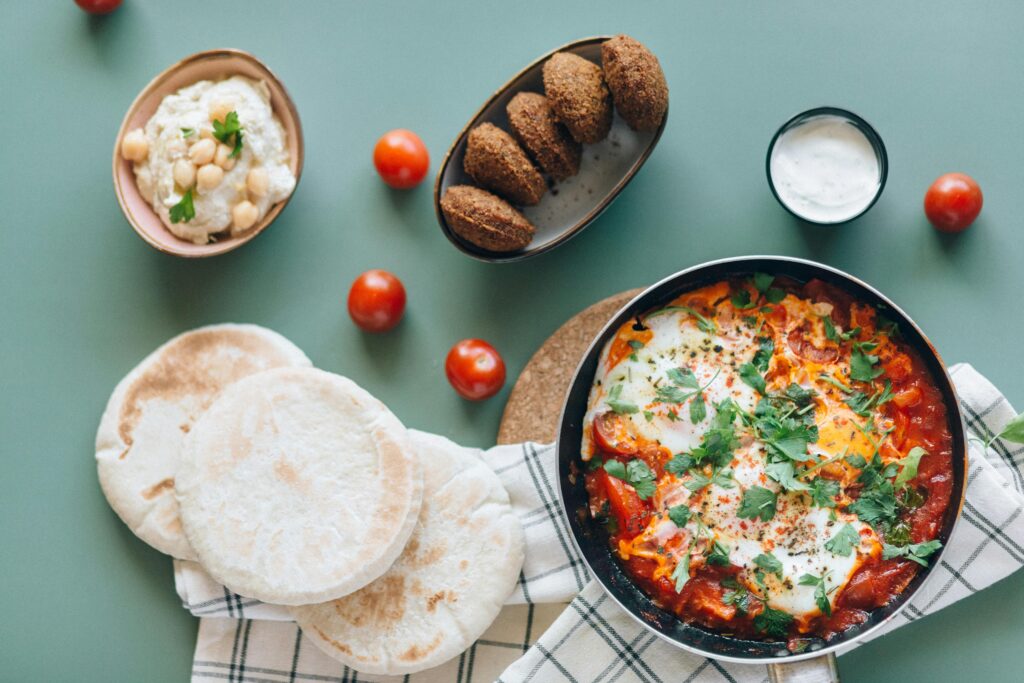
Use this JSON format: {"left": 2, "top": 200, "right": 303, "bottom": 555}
{"left": 112, "top": 48, "right": 304, "bottom": 258}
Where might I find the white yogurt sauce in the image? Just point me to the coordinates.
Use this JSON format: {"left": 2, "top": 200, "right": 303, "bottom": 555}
{"left": 769, "top": 115, "right": 881, "bottom": 223}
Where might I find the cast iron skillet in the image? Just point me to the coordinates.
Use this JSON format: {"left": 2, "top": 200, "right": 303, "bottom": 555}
{"left": 556, "top": 256, "right": 968, "bottom": 682}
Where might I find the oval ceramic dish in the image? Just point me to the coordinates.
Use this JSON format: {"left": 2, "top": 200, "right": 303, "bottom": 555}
{"left": 434, "top": 36, "right": 668, "bottom": 263}
{"left": 113, "top": 48, "right": 304, "bottom": 258}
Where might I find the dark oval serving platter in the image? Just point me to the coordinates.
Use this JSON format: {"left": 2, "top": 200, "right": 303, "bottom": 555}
{"left": 433, "top": 36, "right": 668, "bottom": 263}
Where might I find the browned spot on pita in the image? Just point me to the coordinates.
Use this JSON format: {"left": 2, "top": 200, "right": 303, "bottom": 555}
{"left": 398, "top": 633, "right": 444, "bottom": 663}
{"left": 426, "top": 590, "right": 457, "bottom": 612}
{"left": 334, "top": 575, "right": 406, "bottom": 628}
{"left": 117, "top": 329, "right": 288, "bottom": 454}
{"left": 141, "top": 477, "right": 175, "bottom": 500}
{"left": 312, "top": 626, "right": 354, "bottom": 656}
{"left": 273, "top": 459, "right": 306, "bottom": 493}
{"left": 408, "top": 541, "right": 447, "bottom": 569}
{"left": 364, "top": 429, "right": 415, "bottom": 558}
{"left": 166, "top": 517, "right": 182, "bottom": 534}
{"left": 459, "top": 559, "right": 469, "bottom": 571}
{"left": 179, "top": 423, "right": 191, "bottom": 434}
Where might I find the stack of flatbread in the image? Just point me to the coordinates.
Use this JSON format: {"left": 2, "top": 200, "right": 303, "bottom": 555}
{"left": 95, "top": 324, "right": 525, "bottom": 675}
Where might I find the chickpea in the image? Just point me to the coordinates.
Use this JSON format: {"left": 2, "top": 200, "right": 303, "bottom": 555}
{"left": 246, "top": 167, "right": 270, "bottom": 197}
{"left": 214, "top": 143, "right": 236, "bottom": 171}
{"left": 172, "top": 159, "right": 196, "bottom": 188}
{"left": 196, "top": 163, "right": 224, "bottom": 191}
{"left": 199, "top": 128, "right": 215, "bottom": 141}
{"left": 232, "top": 200, "right": 259, "bottom": 232}
{"left": 121, "top": 128, "right": 149, "bottom": 162}
{"left": 209, "top": 99, "right": 235, "bottom": 123}
{"left": 189, "top": 138, "right": 216, "bottom": 165}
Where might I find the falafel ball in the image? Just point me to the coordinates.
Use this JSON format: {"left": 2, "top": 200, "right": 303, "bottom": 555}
{"left": 463, "top": 123, "right": 546, "bottom": 206}
{"left": 601, "top": 35, "right": 668, "bottom": 131}
{"left": 542, "top": 52, "right": 613, "bottom": 144}
{"left": 440, "top": 185, "right": 536, "bottom": 252}
{"left": 506, "top": 92, "right": 582, "bottom": 181}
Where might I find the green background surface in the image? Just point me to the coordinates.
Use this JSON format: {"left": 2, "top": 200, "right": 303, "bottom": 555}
{"left": 3, "top": 1, "right": 1023, "bottom": 681}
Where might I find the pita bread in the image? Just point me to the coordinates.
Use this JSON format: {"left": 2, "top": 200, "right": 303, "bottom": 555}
{"left": 95, "top": 324, "right": 311, "bottom": 560}
{"left": 176, "top": 367, "right": 422, "bottom": 605}
{"left": 290, "top": 430, "right": 524, "bottom": 675}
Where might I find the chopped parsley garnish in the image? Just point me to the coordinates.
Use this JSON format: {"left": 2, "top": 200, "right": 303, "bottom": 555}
{"left": 212, "top": 110, "right": 244, "bottom": 158}
{"left": 823, "top": 315, "right": 861, "bottom": 342}
{"left": 730, "top": 289, "right": 756, "bottom": 309}
{"left": 737, "top": 486, "right": 778, "bottom": 521}
{"left": 667, "top": 505, "right": 691, "bottom": 527}
{"left": 987, "top": 411, "right": 1024, "bottom": 448}
{"left": 824, "top": 523, "right": 860, "bottom": 557}
{"left": 882, "top": 539, "right": 943, "bottom": 567}
{"left": 798, "top": 571, "right": 834, "bottom": 616}
{"left": 738, "top": 362, "right": 766, "bottom": 394}
{"left": 606, "top": 384, "right": 638, "bottom": 415}
{"left": 752, "top": 337, "right": 774, "bottom": 373}
{"left": 848, "top": 480, "right": 898, "bottom": 526}
{"left": 642, "top": 410, "right": 654, "bottom": 422}
{"left": 753, "top": 605, "right": 793, "bottom": 638}
{"left": 627, "top": 339, "right": 644, "bottom": 361}
{"left": 671, "top": 553, "right": 691, "bottom": 591}
{"left": 810, "top": 477, "right": 840, "bottom": 508}
{"left": 706, "top": 540, "right": 731, "bottom": 566}
{"left": 721, "top": 581, "right": 753, "bottom": 615}
{"left": 689, "top": 396, "right": 707, "bottom": 424}
{"left": 850, "top": 341, "right": 884, "bottom": 382}
{"left": 754, "top": 552, "right": 784, "bottom": 580}
{"left": 683, "top": 467, "right": 734, "bottom": 492}
{"left": 647, "top": 305, "right": 716, "bottom": 335}
{"left": 765, "top": 460, "right": 810, "bottom": 492}
{"left": 752, "top": 272, "right": 786, "bottom": 304}
{"left": 169, "top": 188, "right": 195, "bottom": 224}
{"left": 604, "top": 458, "right": 657, "bottom": 500}
{"left": 180, "top": 127, "right": 195, "bottom": 137}
{"left": 893, "top": 446, "right": 927, "bottom": 487}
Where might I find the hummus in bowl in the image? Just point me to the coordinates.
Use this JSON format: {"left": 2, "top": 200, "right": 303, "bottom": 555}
{"left": 114, "top": 49, "right": 303, "bottom": 257}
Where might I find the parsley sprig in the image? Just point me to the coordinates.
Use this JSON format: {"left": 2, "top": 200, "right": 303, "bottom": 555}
{"left": 212, "top": 111, "right": 244, "bottom": 159}
{"left": 603, "top": 458, "right": 657, "bottom": 500}
{"left": 169, "top": 188, "right": 195, "bottom": 224}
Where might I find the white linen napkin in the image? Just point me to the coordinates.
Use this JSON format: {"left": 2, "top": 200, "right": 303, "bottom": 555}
{"left": 179, "top": 363, "right": 1024, "bottom": 683}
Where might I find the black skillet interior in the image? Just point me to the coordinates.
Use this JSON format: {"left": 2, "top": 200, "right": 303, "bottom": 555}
{"left": 556, "top": 256, "right": 967, "bottom": 661}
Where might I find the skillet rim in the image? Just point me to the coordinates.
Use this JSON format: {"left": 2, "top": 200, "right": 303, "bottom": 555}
{"left": 554, "top": 254, "right": 968, "bottom": 664}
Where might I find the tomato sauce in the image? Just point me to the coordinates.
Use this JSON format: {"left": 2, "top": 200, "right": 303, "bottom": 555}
{"left": 582, "top": 279, "right": 955, "bottom": 644}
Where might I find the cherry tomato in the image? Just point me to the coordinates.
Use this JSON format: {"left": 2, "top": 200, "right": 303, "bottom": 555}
{"left": 924, "top": 173, "right": 983, "bottom": 233}
{"left": 593, "top": 411, "right": 638, "bottom": 456}
{"left": 601, "top": 469, "right": 649, "bottom": 537}
{"left": 373, "top": 129, "right": 429, "bottom": 189}
{"left": 75, "top": 0, "right": 122, "bottom": 14}
{"left": 445, "top": 339, "right": 505, "bottom": 400}
{"left": 347, "top": 270, "right": 406, "bottom": 333}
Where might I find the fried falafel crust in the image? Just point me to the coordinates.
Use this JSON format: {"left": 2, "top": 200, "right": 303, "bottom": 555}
{"left": 440, "top": 185, "right": 536, "bottom": 252}
{"left": 463, "top": 123, "right": 547, "bottom": 206}
{"left": 601, "top": 35, "right": 668, "bottom": 131}
{"left": 507, "top": 92, "right": 582, "bottom": 181}
{"left": 542, "top": 52, "right": 613, "bottom": 144}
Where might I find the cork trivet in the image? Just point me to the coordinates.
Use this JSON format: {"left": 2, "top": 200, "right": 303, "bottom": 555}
{"left": 497, "top": 289, "right": 643, "bottom": 445}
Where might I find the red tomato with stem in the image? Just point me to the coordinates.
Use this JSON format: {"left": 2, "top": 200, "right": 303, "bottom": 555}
{"left": 445, "top": 339, "right": 505, "bottom": 400}
{"left": 75, "top": 0, "right": 123, "bottom": 14}
{"left": 924, "top": 173, "right": 983, "bottom": 233}
{"left": 373, "top": 129, "right": 429, "bottom": 189}
{"left": 347, "top": 270, "right": 406, "bottom": 332}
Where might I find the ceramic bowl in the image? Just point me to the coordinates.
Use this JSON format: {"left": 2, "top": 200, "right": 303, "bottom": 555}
{"left": 434, "top": 36, "right": 668, "bottom": 263}
{"left": 113, "top": 48, "right": 303, "bottom": 258}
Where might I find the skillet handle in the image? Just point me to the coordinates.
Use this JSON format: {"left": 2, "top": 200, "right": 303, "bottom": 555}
{"left": 766, "top": 653, "right": 839, "bottom": 683}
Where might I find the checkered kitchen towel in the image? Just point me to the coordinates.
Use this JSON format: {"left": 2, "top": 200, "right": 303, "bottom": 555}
{"left": 178, "top": 363, "right": 1024, "bottom": 682}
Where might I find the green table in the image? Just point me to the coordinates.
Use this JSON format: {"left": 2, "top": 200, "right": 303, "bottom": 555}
{"left": 3, "top": 1, "right": 1022, "bottom": 680}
